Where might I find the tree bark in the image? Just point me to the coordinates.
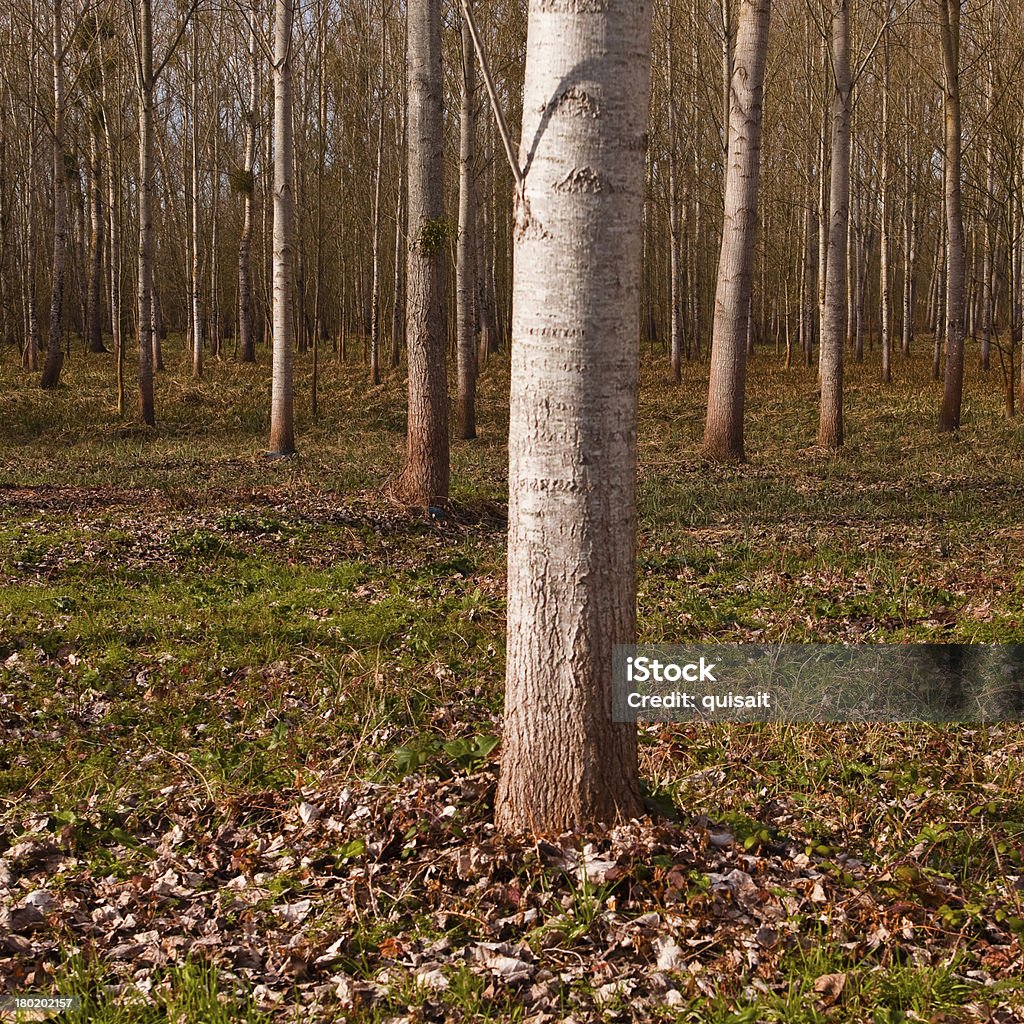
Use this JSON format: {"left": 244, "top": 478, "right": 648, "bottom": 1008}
{"left": 238, "top": 0, "right": 258, "bottom": 363}
{"left": 702, "top": 0, "right": 771, "bottom": 463}
{"left": 268, "top": 0, "right": 296, "bottom": 455}
{"left": 41, "top": 0, "right": 68, "bottom": 389}
{"left": 817, "top": 0, "right": 851, "bottom": 449}
{"left": 455, "top": 14, "right": 477, "bottom": 439}
{"left": 395, "top": 0, "right": 448, "bottom": 504}
{"left": 495, "top": 0, "right": 653, "bottom": 836}
{"left": 938, "top": 0, "right": 965, "bottom": 432}
{"left": 136, "top": 0, "right": 156, "bottom": 425}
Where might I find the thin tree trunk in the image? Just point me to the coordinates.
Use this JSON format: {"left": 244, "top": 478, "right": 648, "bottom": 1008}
{"left": 938, "top": 0, "right": 966, "bottom": 432}
{"left": 879, "top": 13, "right": 892, "bottom": 382}
{"left": 668, "top": 4, "right": 684, "bottom": 384}
{"left": 818, "top": 0, "right": 851, "bottom": 449}
{"left": 86, "top": 124, "right": 105, "bottom": 353}
{"left": 238, "top": 0, "right": 258, "bottom": 363}
{"left": 395, "top": 0, "right": 449, "bottom": 504}
{"left": 190, "top": 15, "right": 204, "bottom": 378}
{"left": 41, "top": 0, "right": 68, "bottom": 389}
{"left": 703, "top": 0, "right": 772, "bottom": 463}
{"left": 136, "top": 0, "right": 156, "bottom": 425}
{"left": 369, "top": 2, "right": 386, "bottom": 387}
{"left": 455, "top": 14, "right": 477, "bottom": 439}
{"left": 268, "top": 0, "right": 295, "bottom": 455}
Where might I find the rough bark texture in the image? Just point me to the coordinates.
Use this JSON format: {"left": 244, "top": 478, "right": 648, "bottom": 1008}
{"left": 938, "top": 0, "right": 965, "bottom": 432}
{"left": 817, "top": 0, "right": 851, "bottom": 449}
{"left": 455, "top": 16, "right": 477, "bottom": 440}
{"left": 495, "top": 0, "right": 653, "bottom": 836}
{"left": 702, "top": 0, "right": 771, "bottom": 463}
{"left": 395, "top": 0, "right": 448, "bottom": 504}
{"left": 268, "top": 0, "right": 296, "bottom": 455}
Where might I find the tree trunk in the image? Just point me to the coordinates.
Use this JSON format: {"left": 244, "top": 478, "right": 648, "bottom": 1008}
{"left": 879, "top": 13, "right": 892, "bottom": 383}
{"left": 190, "top": 15, "right": 204, "bottom": 378}
{"left": 238, "top": 0, "right": 258, "bottom": 363}
{"left": 938, "top": 0, "right": 966, "bottom": 432}
{"left": 86, "top": 125, "right": 106, "bottom": 354}
{"left": 395, "top": 0, "right": 449, "bottom": 505}
{"left": 268, "top": 0, "right": 296, "bottom": 455}
{"left": 455, "top": 15, "right": 477, "bottom": 440}
{"left": 41, "top": 0, "right": 68, "bottom": 390}
{"left": 668, "top": 4, "right": 684, "bottom": 384}
{"left": 495, "top": 0, "right": 653, "bottom": 837}
{"left": 818, "top": 0, "right": 851, "bottom": 449}
{"left": 136, "top": 0, "right": 156, "bottom": 425}
{"left": 369, "top": 3, "right": 386, "bottom": 387}
{"left": 702, "top": 0, "right": 771, "bottom": 463}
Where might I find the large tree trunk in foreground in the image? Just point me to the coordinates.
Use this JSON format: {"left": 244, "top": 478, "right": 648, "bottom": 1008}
{"left": 268, "top": 0, "right": 296, "bottom": 455}
{"left": 817, "top": 0, "right": 851, "bottom": 449}
{"left": 495, "top": 0, "right": 653, "bottom": 836}
{"left": 702, "top": 0, "right": 771, "bottom": 463}
{"left": 395, "top": 0, "right": 448, "bottom": 504}
{"left": 938, "top": 0, "right": 966, "bottom": 432}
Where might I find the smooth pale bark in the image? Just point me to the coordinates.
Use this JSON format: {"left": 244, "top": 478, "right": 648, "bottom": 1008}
{"left": 238, "top": 0, "right": 258, "bottom": 363}
{"left": 190, "top": 16, "right": 203, "bottom": 378}
{"left": 668, "top": 4, "right": 684, "bottom": 383}
{"left": 980, "top": 59, "right": 995, "bottom": 371}
{"left": 879, "top": 16, "right": 891, "bottom": 383}
{"left": 41, "top": 0, "right": 68, "bottom": 389}
{"left": 938, "top": 0, "right": 966, "bottom": 432}
{"left": 268, "top": 0, "right": 295, "bottom": 455}
{"left": 818, "top": 0, "right": 851, "bottom": 449}
{"left": 86, "top": 125, "right": 105, "bottom": 354}
{"left": 369, "top": 6, "right": 386, "bottom": 386}
{"left": 495, "top": 0, "right": 653, "bottom": 836}
{"left": 390, "top": 105, "right": 405, "bottom": 369}
{"left": 395, "top": 0, "right": 448, "bottom": 504}
{"left": 136, "top": 0, "right": 156, "bottom": 425}
{"left": 702, "top": 0, "right": 771, "bottom": 463}
{"left": 455, "top": 15, "right": 477, "bottom": 439}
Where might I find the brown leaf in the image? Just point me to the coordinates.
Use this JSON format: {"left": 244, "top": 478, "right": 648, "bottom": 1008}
{"left": 812, "top": 972, "right": 847, "bottom": 1006}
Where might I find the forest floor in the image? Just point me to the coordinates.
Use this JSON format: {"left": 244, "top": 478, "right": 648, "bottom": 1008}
{"left": 2, "top": 340, "right": 1024, "bottom": 1023}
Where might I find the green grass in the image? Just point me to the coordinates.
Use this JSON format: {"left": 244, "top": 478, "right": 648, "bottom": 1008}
{"left": 2, "top": 338, "right": 1024, "bottom": 1021}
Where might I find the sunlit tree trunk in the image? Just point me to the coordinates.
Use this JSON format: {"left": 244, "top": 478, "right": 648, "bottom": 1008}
{"left": 136, "top": 0, "right": 156, "bottom": 425}
{"left": 41, "top": 0, "right": 68, "bottom": 389}
{"left": 455, "top": 14, "right": 477, "bottom": 439}
{"left": 496, "top": 0, "right": 653, "bottom": 835}
{"left": 395, "top": 0, "right": 448, "bottom": 504}
{"left": 818, "top": 0, "right": 851, "bottom": 449}
{"left": 702, "top": 0, "right": 771, "bottom": 463}
{"left": 238, "top": 0, "right": 258, "bottom": 363}
{"left": 268, "top": 0, "right": 295, "bottom": 454}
